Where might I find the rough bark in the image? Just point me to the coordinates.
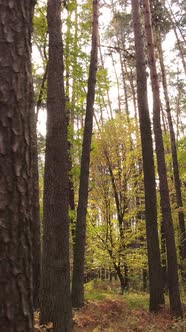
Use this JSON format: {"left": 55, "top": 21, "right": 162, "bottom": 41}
{"left": 40, "top": 0, "right": 72, "bottom": 330}
{"left": 142, "top": 0, "right": 182, "bottom": 317}
{"left": 131, "top": 0, "right": 164, "bottom": 312}
{"left": 157, "top": 35, "right": 186, "bottom": 286}
{"left": 160, "top": 219, "right": 167, "bottom": 290}
{"left": 0, "top": 1, "right": 35, "bottom": 331}
{"left": 72, "top": 0, "right": 98, "bottom": 308}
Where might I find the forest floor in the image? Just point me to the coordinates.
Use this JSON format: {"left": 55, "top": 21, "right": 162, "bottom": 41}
{"left": 34, "top": 281, "right": 186, "bottom": 332}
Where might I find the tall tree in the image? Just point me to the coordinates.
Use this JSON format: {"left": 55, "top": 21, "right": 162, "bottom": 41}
{"left": 142, "top": 0, "right": 182, "bottom": 317}
{"left": 0, "top": 1, "right": 35, "bottom": 331}
{"left": 131, "top": 0, "right": 164, "bottom": 312}
{"left": 157, "top": 34, "right": 186, "bottom": 287}
{"left": 163, "top": 2, "right": 186, "bottom": 77}
{"left": 40, "top": 0, "right": 72, "bottom": 331}
{"left": 30, "top": 106, "right": 41, "bottom": 310}
{"left": 90, "top": 115, "right": 143, "bottom": 293}
{"left": 72, "top": 0, "right": 99, "bottom": 308}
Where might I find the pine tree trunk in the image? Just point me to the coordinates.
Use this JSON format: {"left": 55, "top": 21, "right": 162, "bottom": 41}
{"left": 142, "top": 0, "right": 182, "bottom": 317}
{"left": 131, "top": 0, "right": 164, "bottom": 312}
{"left": 72, "top": 0, "right": 99, "bottom": 308}
{"left": 0, "top": 1, "right": 35, "bottom": 331}
{"left": 157, "top": 35, "right": 186, "bottom": 287}
{"left": 160, "top": 219, "right": 167, "bottom": 290}
{"left": 40, "top": 0, "right": 72, "bottom": 330}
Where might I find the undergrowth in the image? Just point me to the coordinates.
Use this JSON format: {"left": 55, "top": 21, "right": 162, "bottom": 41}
{"left": 34, "top": 280, "right": 186, "bottom": 332}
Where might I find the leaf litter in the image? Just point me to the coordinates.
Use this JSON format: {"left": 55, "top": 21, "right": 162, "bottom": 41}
{"left": 34, "top": 299, "right": 186, "bottom": 332}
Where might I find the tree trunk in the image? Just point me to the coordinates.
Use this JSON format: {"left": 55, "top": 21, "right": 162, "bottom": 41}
{"left": 131, "top": 0, "right": 164, "bottom": 312}
{"left": 72, "top": 0, "right": 99, "bottom": 308}
{"left": 113, "top": 263, "right": 126, "bottom": 294}
{"left": 142, "top": 0, "right": 182, "bottom": 317}
{"left": 40, "top": 0, "right": 72, "bottom": 330}
{"left": 0, "top": 1, "right": 35, "bottom": 331}
{"left": 163, "top": 3, "right": 186, "bottom": 77}
{"left": 142, "top": 269, "right": 148, "bottom": 292}
{"left": 157, "top": 34, "right": 186, "bottom": 287}
{"left": 160, "top": 219, "right": 167, "bottom": 291}
{"left": 104, "top": 150, "right": 129, "bottom": 291}
{"left": 65, "top": 3, "right": 77, "bottom": 248}
{"left": 32, "top": 59, "right": 48, "bottom": 311}
{"left": 30, "top": 111, "right": 41, "bottom": 310}
{"left": 99, "top": 44, "right": 113, "bottom": 119}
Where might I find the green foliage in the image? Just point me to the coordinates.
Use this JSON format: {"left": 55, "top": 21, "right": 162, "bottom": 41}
{"left": 32, "top": 1, "right": 48, "bottom": 105}
{"left": 151, "top": 0, "right": 171, "bottom": 34}
{"left": 177, "top": 137, "right": 186, "bottom": 180}
{"left": 37, "top": 132, "right": 45, "bottom": 219}
{"left": 84, "top": 114, "right": 147, "bottom": 284}
{"left": 33, "top": 4, "right": 47, "bottom": 56}
{"left": 32, "top": 0, "right": 186, "bottom": 314}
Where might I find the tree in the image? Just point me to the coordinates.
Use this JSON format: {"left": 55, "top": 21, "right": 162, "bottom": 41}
{"left": 40, "top": 0, "right": 72, "bottom": 331}
{"left": 72, "top": 0, "right": 99, "bottom": 308}
{"left": 31, "top": 3, "right": 49, "bottom": 310}
{"left": 0, "top": 1, "right": 35, "bottom": 331}
{"left": 131, "top": 0, "right": 164, "bottom": 312}
{"left": 89, "top": 115, "right": 145, "bottom": 293}
{"left": 30, "top": 102, "right": 41, "bottom": 310}
{"left": 156, "top": 33, "right": 186, "bottom": 287}
{"left": 142, "top": 0, "right": 182, "bottom": 317}
{"left": 163, "top": 1, "right": 186, "bottom": 77}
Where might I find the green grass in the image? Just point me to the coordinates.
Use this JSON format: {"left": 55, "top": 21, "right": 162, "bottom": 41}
{"left": 124, "top": 292, "right": 149, "bottom": 310}
{"left": 84, "top": 279, "right": 186, "bottom": 313}
{"left": 85, "top": 280, "right": 114, "bottom": 301}
{"left": 84, "top": 280, "right": 149, "bottom": 309}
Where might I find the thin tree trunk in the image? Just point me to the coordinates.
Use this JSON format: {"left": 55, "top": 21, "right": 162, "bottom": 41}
{"left": 157, "top": 34, "right": 186, "bottom": 287}
{"left": 163, "top": 2, "right": 186, "bottom": 76}
{"left": 0, "top": 1, "right": 35, "bottom": 331}
{"left": 125, "top": 65, "right": 138, "bottom": 119}
{"left": 142, "top": 0, "right": 182, "bottom": 317}
{"left": 111, "top": 52, "right": 122, "bottom": 113}
{"left": 166, "top": 2, "right": 186, "bottom": 44}
{"left": 116, "top": 39, "right": 129, "bottom": 116}
{"left": 104, "top": 151, "right": 129, "bottom": 292}
{"left": 36, "top": 62, "right": 48, "bottom": 116}
{"left": 30, "top": 110, "right": 41, "bottom": 310}
{"left": 99, "top": 44, "right": 113, "bottom": 119}
{"left": 31, "top": 59, "right": 48, "bottom": 311}
{"left": 40, "top": 0, "right": 72, "bottom": 330}
{"left": 131, "top": 0, "right": 164, "bottom": 312}
{"left": 72, "top": 0, "right": 99, "bottom": 308}
{"left": 113, "top": 263, "right": 126, "bottom": 294}
{"left": 142, "top": 269, "right": 148, "bottom": 292}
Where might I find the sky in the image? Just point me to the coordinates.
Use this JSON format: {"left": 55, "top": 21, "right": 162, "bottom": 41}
{"left": 33, "top": 1, "right": 185, "bottom": 136}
